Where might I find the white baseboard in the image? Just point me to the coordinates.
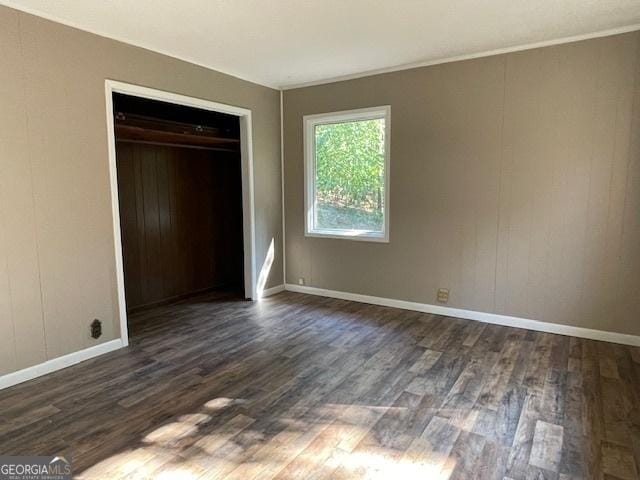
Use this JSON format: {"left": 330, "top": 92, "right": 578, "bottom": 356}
{"left": 260, "top": 284, "right": 285, "bottom": 298}
{"left": 0, "top": 339, "right": 125, "bottom": 390}
{"left": 285, "top": 284, "right": 640, "bottom": 347}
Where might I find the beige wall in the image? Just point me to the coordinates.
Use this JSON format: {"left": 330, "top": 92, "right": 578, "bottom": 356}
{"left": 0, "top": 5, "right": 283, "bottom": 375}
{"left": 284, "top": 32, "right": 640, "bottom": 336}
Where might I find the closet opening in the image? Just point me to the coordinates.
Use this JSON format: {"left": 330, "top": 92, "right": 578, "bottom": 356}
{"left": 107, "top": 83, "right": 255, "bottom": 343}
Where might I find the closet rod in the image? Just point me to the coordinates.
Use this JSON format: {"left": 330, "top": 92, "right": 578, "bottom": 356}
{"left": 116, "top": 138, "right": 239, "bottom": 153}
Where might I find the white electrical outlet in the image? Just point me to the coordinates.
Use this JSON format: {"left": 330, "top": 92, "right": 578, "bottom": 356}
{"left": 437, "top": 288, "right": 449, "bottom": 303}
{"left": 298, "top": 277, "right": 305, "bottom": 285}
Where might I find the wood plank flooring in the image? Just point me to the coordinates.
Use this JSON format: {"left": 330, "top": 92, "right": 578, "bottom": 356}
{"left": 1, "top": 291, "right": 639, "bottom": 479}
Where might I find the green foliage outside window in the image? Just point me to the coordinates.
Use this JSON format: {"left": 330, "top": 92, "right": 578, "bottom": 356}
{"left": 314, "top": 119, "right": 385, "bottom": 231}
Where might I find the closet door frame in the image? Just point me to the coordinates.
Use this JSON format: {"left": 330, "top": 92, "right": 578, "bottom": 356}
{"left": 105, "top": 80, "right": 257, "bottom": 347}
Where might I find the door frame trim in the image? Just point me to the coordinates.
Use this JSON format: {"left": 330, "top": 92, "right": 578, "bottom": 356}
{"left": 105, "top": 80, "right": 257, "bottom": 347}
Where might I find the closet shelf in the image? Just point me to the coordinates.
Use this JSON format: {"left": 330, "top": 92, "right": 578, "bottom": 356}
{"left": 114, "top": 112, "right": 240, "bottom": 151}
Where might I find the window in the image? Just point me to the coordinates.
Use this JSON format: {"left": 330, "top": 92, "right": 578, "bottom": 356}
{"left": 304, "top": 106, "right": 390, "bottom": 242}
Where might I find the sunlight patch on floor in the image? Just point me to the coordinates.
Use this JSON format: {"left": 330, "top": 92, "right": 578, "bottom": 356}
{"left": 77, "top": 395, "right": 458, "bottom": 480}
{"left": 153, "top": 468, "right": 199, "bottom": 480}
{"left": 334, "top": 449, "right": 454, "bottom": 479}
{"left": 143, "top": 413, "right": 210, "bottom": 446}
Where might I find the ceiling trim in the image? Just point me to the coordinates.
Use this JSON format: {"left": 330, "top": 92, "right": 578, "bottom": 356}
{"left": 280, "top": 23, "right": 640, "bottom": 90}
{"left": 0, "top": 0, "right": 279, "bottom": 90}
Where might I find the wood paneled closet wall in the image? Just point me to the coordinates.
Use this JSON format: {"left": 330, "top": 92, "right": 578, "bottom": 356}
{"left": 114, "top": 94, "right": 243, "bottom": 311}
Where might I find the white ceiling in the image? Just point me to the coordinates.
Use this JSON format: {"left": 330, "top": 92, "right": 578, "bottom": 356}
{"left": 3, "top": 0, "right": 640, "bottom": 89}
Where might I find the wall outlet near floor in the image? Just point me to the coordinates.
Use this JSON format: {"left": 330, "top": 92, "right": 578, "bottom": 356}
{"left": 298, "top": 277, "right": 305, "bottom": 285}
{"left": 90, "top": 319, "right": 102, "bottom": 339}
{"left": 437, "top": 288, "right": 449, "bottom": 303}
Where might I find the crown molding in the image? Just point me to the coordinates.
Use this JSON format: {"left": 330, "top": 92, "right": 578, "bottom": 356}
{"left": 281, "top": 24, "right": 640, "bottom": 90}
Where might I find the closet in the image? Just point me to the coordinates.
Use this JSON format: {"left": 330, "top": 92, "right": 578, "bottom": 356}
{"left": 113, "top": 93, "right": 244, "bottom": 312}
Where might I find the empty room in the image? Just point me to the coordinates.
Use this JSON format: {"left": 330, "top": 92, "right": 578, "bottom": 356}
{"left": 1, "top": 1, "right": 639, "bottom": 479}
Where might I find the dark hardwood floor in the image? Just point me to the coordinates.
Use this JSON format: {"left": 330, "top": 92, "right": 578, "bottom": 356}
{"left": 0, "top": 291, "right": 639, "bottom": 479}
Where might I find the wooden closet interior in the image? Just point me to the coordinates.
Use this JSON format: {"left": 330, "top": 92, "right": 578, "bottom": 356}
{"left": 113, "top": 93, "right": 244, "bottom": 313}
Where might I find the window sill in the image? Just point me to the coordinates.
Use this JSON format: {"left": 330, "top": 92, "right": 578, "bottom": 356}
{"left": 305, "top": 229, "right": 389, "bottom": 243}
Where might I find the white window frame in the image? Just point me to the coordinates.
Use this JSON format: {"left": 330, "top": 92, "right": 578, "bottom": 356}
{"left": 303, "top": 105, "right": 391, "bottom": 242}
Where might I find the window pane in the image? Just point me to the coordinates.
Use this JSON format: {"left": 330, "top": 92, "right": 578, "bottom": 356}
{"left": 314, "top": 118, "right": 385, "bottom": 233}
